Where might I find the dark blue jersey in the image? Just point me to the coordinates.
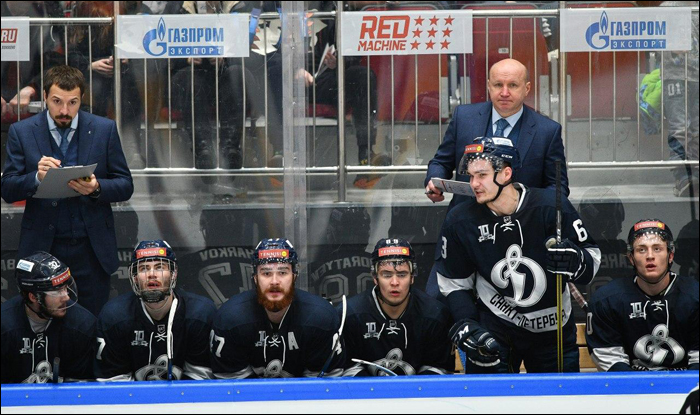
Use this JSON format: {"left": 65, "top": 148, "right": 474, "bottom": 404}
{"left": 211, "top": 289, "right": 345, "bottom": 378}
{"left": 95, "top": 289, "right": 216, "bottom": 381}
{"left": 586, "top": 274, "right": 699, "bottom": 371}
{"left": 1, "top": 296, "right": 96, "bottom": 384}
{"left": 436, "top": 184, "right": 601, "bottom": 334}
{"left": 342, "top": 286, "right": 454, "bottom": 376}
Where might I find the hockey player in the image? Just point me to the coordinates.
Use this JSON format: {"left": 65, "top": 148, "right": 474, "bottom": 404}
{"left": 211, "top": 238, "right": 345, "bottom": 378}
{"left": 95, "top": 240, "right": 216, "bottom": 381}
{"left": 342, "top": 238, "right": 453, "bottom": 376}
{"left": 586, "top": 219, "right": 699, "bottom": 371}
{"left": 436, "top": 136, "right": 601, "bottom": 373}
{"left": 2, "top": 252, "right": 95, "bottom": 383}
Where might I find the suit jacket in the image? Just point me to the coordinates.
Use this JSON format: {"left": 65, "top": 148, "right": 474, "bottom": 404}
{"left": 1, "top": 110, "right": 134, "bottom": 274}
{"left": 425, "top": 102, "right": 569, "bottom": 210}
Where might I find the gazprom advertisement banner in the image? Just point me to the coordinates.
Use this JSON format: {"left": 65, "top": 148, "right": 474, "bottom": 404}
{"left": 116, "top": 14, "right": 249, "bottom": 59}
{"left": 561, "top": 8, "right": 692, "bottom": 52}
{"left": 1, "top": 18, "right": 30, "bottom": 61}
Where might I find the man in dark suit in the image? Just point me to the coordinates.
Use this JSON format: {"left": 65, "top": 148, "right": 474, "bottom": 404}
{"left": 1, "top": 65, "right": 134, "bottom": 316}
{"left": 423, "top": 58, "right": 568, "bottom": 297}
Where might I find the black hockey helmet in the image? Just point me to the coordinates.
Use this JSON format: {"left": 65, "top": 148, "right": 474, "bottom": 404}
{"left": 371, "top": 238, "right": 417, "bottom": 277}
{"left": 252, "top": 238, "right": 298, "bottom": 275}
{"left": 627, "top": 219, "right": 674, "bottom": 253}
{"left": 129, "top": 240, "right": 178, "bottom": 303}
{"left": 458, "top": 136, "right": 521, "bottom": 176}
{"left": 16, "top": 251, "right": 78, "bottom": 310}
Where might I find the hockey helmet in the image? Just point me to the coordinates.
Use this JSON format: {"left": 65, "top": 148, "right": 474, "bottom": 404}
{"left": 627, "top": 219, "right": 674, "bottom": 253}
{"left": 252, "top": 238, "right": 298, "bottom": 275}
{"left": 458, "top": 136, "right": 521, "bottom": 176}
{"left": 129, "top": 240, "right": 178, "bottom": 303}
{"left": 371, "top": 238, "right": 417, "bottom": 277}
{"left": 16, "top": 251, "right": 78, "bottom": 310}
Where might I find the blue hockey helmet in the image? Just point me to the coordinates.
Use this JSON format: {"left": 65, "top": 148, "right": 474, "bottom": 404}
{"left": 371, "top": 238, "right": 417, "bottom": 277}
{"left": 16, "top": 251, "right": 78, "bottom": 312}
{"left": 627, "top": 219, "right": 674, "bottom": 253}
{"left": 129, "top": 240, "right": 178, "bottom": 303}
{"left": 458, "top": 136, "right": 521, "bottom": 176}
{"left": 252, "top": 238, "right": 298, "bottom": 275}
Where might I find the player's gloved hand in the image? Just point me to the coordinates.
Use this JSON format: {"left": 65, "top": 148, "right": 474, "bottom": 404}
{"left": 546, "top": 237, "right": 585, "bottom": 282}
{"left": 449, "top": 319, "right": 501, "bottom": 368}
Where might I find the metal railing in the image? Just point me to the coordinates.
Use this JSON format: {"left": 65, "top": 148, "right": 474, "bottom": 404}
{"left": 2, "top": 6, "right": 698, "bottom": 201}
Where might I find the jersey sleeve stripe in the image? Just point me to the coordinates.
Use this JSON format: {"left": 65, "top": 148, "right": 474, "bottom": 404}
{"left": 438, "top": 271, "right": 474, "bottom": 297}
{"left": 591, "top": 346, "right": 629, "bottom": 371}
{"left": 689, "top": 350, "right": 699, "bottom": 365}
{"left": 184, "top": 361, "right": 214, "bottom": 380}
{"left": 213, "top": 365, "right": 255, "bottom": 380}
{"left": 96, "top": 374, "right": 135, "bottom": 382}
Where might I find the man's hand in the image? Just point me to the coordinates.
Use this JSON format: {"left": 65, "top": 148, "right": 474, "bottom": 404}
{"left": 546, "top": 237, "right": 585, "bottom": 281}
{"left": 425, "top": 181, "right": 445, "bottom": 203}
{"left": 296, "top": 69, "right": 314, "bottom": 87}
{"left": 1, "top": 96, "right": 7, "bottom": 118}
{"left": 187, "top": 57, "right": 203, "bottom": 66}
{"left": 9, "top": 86, "right": 36, "bottom": 114}
{"left": 68, "top": 174, "right": 99, "bottom": 196}
{"left": 449, "top": 319, "right": 501, "bottom": 368}
{"left": 92, "top": 57, "right": 114, "bottom": 77}
{"left": 37, "top": 156, "right": 62, "bottom": 182}
{"left": 323, "top": 49, "right": 337, "bottom": 70}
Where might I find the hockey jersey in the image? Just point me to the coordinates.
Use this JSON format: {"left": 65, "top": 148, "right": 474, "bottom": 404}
{"left": 211, "top": 289, "right": 345, "bottom": 379}
{"left": 95, "top": 289, "right": 216, "bottom": 381}
{"left": 1, "top": 296, "right": 96, "bottom": 384}
{"left": 586, "top": 273, "right": 699, "bottom": 371}
{"left": 342, "top": 286, "right": 454, "bottom": 376}
{"left": 436, "top": 184, "right": 601, "bottom": 333}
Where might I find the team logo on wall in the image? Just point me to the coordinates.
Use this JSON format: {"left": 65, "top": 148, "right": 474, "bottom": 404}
{"left": 341, "top": 11, "right": 473, "bottom": 56}
{"left": 561, "top": 8, "right": 692, "bottom": 52}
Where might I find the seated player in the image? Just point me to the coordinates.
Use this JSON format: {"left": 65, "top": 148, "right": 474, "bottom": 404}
{"left": 211, "top": 238, "right": 345, "bottom": 378}
{"left": 95, "top": 240, "right": 216, "bottom": 381}
{"left": 2, "top": 252, "right": 95, "bottom": 383}
{"left": 342, "top": 238, "right": 454, "bottom": 376}
{"left": 586, "top": 219, "right": 699, "bottom": 371}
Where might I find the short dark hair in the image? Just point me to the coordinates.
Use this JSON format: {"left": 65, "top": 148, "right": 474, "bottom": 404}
{"left": 43, "top": 65, "right": 85, "bottom": 97}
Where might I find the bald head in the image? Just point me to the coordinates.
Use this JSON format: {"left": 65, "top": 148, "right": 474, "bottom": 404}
{"left": 488, "top": 59, "right": 531, "bottom": 118}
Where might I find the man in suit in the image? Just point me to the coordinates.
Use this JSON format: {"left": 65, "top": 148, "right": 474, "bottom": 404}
{"left": 423, "top": 58, "right": 568, "bottom": 297}
{"left": 1, "top": 65, "right": 134, "bottom": 316}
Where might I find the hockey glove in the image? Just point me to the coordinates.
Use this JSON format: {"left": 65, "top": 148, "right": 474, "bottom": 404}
{"left": 546, "top": 238, "right": 585, "bottom": 282}
{"left": 449, "top": 319, "right": 501, "bottom": 368}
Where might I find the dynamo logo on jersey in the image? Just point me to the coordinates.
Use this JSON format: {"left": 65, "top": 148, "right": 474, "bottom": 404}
{"left": 585, "top": 11, "right": 668, "bottom": 51}
{"left": 142, "top": 17, "right": 225, "bottom": 57}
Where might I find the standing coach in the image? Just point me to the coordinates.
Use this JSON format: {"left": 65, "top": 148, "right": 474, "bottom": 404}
{"left": 424, "top": 58, "right": 569, "bottom": 298}
{"left": 1, "top": 65, "right": 133, "bottom": 316}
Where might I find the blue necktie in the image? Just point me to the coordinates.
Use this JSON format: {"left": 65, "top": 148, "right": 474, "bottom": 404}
{"left": 58, "top": 128, "right": 70, "bottom": 156}
{"left": 494, "top": 118, "right": 510, "bottom": 137}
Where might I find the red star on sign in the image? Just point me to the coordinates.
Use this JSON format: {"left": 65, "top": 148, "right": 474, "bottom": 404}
{"left": 427, "top": 28, "right": 437, "bottom": 38}
{"left": 441, "top": 40, "right": 450, "bottom": 50}
{"left": 429, "top": 16, "right": 439, "bottom": 26}
{"left": 442, "top": 28, "right": 453, "bottom": 37}
{"left": 410, "top": 40, "right": 420, "bottom": 50}
{"left": 425, "top": 40, "right": 436, "bottom": 49}
{"left": 414, "top": 16, "right": 424, "bottom": 25}
{"left": 413, "top": 28, "right": 422, "bottom": 38}
{"left": 444, "top": 15, "right": 454, "bottom": 25}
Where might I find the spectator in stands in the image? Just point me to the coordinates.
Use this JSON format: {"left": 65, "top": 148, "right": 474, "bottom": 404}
{"left": 67, "top": 1, "right": 146, "bottom": 169}
{"left": 1, "top": 65, "right": 134, "bottom": 316}
{"left": 171, "top": 1, "right": 259, "bottom": 171}
{"left": 1, "top": 252, "right": 96, "bottom": 384}
{"left": 661, "top": 1, "right": 699, "bottom": 197}
{"left": 424, "top": 58, "right": 568, "bottom": 298}
{"left": 586, "top": 219, "right": 699, "bottom": 372}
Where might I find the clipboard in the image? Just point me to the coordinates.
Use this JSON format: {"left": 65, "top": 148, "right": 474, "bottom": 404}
{"left": 34, "top": 164, "right": 98, "bottom": 199}
{"left": 431, "top": 177, "right": 474, "bottom": 197}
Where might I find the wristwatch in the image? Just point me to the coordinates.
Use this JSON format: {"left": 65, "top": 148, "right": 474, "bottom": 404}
{"left": 89, "top": 184, "right": 101, "bottom": 199}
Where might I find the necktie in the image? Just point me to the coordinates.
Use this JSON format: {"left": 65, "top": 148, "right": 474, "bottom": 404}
{"left": 58, "top": 128, "right": 70, "bottom": 156}
{"left": 494, "top": 118, "right": 510, "bottom": 137}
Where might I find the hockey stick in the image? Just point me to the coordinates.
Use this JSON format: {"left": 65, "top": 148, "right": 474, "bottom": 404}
{"left": 52, "top": 357, "right": 60, "bottom": 384}
{"left": 166, "top": 297, "right": 179, "bottom": 381}
{"left": 555, "top": 160, "right": 564, "bottom": 373}
{"left": 318, "top": 295, "right": 346, "bottom": 378}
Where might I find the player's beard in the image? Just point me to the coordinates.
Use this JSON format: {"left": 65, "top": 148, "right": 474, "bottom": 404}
{"left": 53, "top": 114, "right": 73, "bottom": 128}
{"left": 257, "top": 283, "right": 295, "bottom": 313}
